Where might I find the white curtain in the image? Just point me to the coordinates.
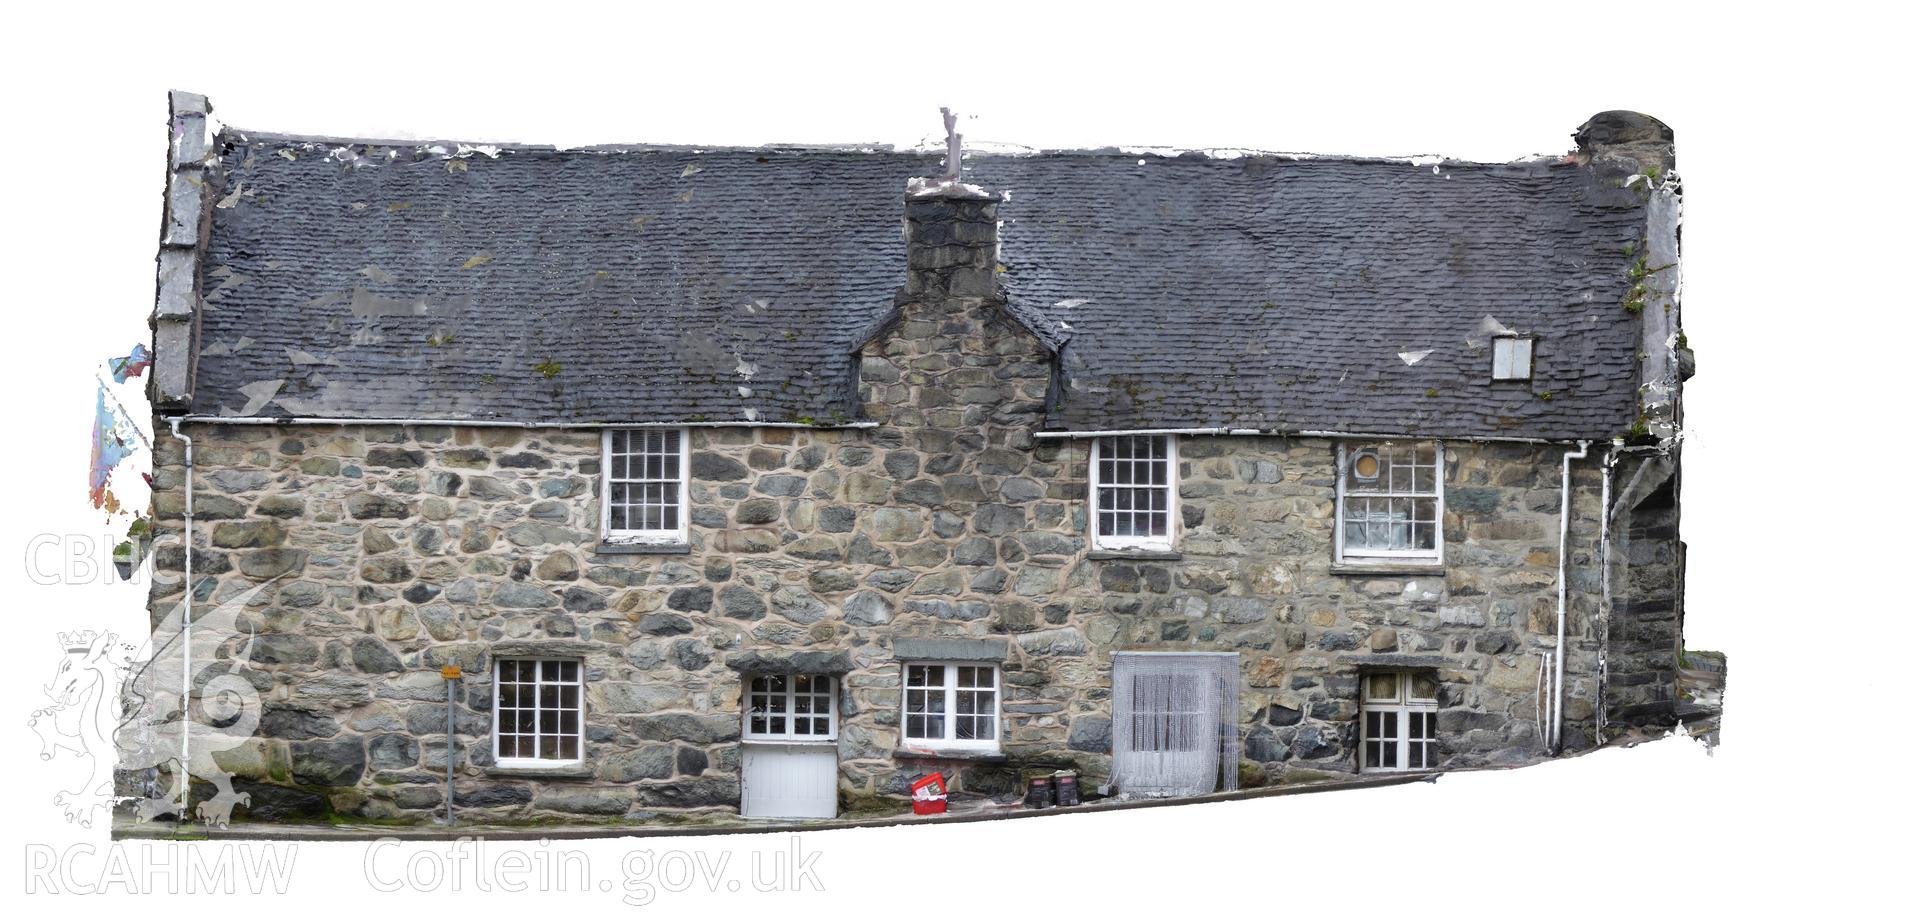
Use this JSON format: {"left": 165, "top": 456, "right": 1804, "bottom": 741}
{"left": 1110, "top": 653, "right": 1240, "bottom": 798}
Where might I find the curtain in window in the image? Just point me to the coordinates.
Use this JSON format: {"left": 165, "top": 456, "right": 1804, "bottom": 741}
{"left": 1110, "top": 653, "right": 1240, "bottom": 798}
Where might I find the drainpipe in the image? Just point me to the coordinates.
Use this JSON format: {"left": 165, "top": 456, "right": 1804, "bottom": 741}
{"left": 166, "top": 417, "right": 194, "bottom": 824}
{"left": 1551, "top": 440, "right": 1592, "bottom": 752}
{"left": 1597, "top": 440, "right": 1621, "bottom": 746}
{"left": 440, "top": 664, "right": 462, "bottom": 825}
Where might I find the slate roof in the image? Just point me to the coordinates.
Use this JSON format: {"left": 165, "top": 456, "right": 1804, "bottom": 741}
{"left": 189, "top": 130, "right": 1651, "bottom": 440}
{"left": 971, "top": 155, "right": 1650, "bottom": 439}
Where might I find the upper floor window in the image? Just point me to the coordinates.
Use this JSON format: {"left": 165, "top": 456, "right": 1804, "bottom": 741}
{"left": 901, "top": 663, "right": 999, "bottom": 751}
{"left": 1090, "top": 435, "right": 1177, "bottom": 551}
{"left": 602, "top": 428, "right": 688, "bottom": 545}
{"left": 493, "top": 658, "right": 584, "bottom": 767}
{"left": 1336, "top": 441, "right": 1443, "bottom": 563}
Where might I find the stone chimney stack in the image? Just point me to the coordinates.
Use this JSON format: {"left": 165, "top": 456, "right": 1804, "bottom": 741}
{"left": 902, "top": 177, "right": 1000, "bottom": 303}
{"left": 856, "top": 133, "right": 1050, "bottom": 435}
{"left": 1574, "top": 111, "right": 1686, "bottom": 446}
{"left": 1573, "top": 110, "right": 1675, "bottom": 175}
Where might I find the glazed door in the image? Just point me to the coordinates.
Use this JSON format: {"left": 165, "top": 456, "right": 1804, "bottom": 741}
{"left": 738, "top": 674, "right": 839, "bottom": 819}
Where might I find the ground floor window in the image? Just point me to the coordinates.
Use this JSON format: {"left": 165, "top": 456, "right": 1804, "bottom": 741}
{"left": 493, "top": 658, "right": 583, "bottom": 766}
{"left": 1361, "top": 669, "right": 1439, "bottom": 772}
{"left": 902, "top": 663, "right": 999, "bottom": 750}
{"left": 744, "top": 674, "right": 838, "bottom": 740}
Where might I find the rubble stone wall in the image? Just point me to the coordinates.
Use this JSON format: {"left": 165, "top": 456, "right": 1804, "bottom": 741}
{"left": 137, "top": 192, "right": 1616, "bottom": 825}
{"left": 142, "top": 418, "right": 1607, "bottom": 824}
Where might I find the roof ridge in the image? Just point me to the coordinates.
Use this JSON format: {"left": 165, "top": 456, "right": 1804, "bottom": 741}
{"left": 219, "top": 128, "right": 1569, "bottom": 170}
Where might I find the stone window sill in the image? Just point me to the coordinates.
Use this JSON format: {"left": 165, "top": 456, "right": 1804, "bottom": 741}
{"left": 1329, "top": 562, "right": 1444, "bottom": 577}
{"left": 594, "top": 541, "right": 691, "bottom": 556}
{"left": 892, "top": 747, "right": 1009, "bottom": 764}
{"left": 1087, "top": 549, "right": 1183, "bottom": 562}
{"left": 484, "top": 763, "right": 595, "bottom": 780}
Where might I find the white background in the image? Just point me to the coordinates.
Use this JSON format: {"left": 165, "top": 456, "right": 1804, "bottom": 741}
{"left": 2, "top": 1, "right": 1911, "bottom": 915}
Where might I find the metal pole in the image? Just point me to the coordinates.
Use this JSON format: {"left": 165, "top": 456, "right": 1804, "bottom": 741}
{"left": 440, "top": 664, "right": 461, "bottom": 825}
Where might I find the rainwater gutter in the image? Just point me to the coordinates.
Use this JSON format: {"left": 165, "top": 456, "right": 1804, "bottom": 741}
{"left": 1033, "top": 427, "right": 1574, "bottom": 445}
{"left": 1550, "top": 440, "right": 1592, "bottom": 752}
{"left": 166, "top": 416, "right": 194, "bottom": 825}
{"left": 178, "top": 415, "right": 877, "bottom": 430}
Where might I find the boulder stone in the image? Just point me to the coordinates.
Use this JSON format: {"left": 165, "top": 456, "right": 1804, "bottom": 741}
{"left": 597, "top": 745, "right": 676, "bottom": 782}
{"left": 350, "top": 637, "right": 404, "bottom": 674}
{"left": 291, "top": 738, "right": 366, "bottom": 787}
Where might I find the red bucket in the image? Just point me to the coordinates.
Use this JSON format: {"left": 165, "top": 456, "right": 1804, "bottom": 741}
{"left": 910, "top": 772, "right": 948, "bottom": 815}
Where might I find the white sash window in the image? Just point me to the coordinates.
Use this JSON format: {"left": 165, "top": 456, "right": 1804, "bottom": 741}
{"left": 1090, "top": 435, "right": 1178, "bottom": 551}
{"left": 1336, "top": 441, "right": 1444, "bottom": 563}
{"left": 901, "top": 663, "right": 999, "bottom": 751}
{"left": 493, "top": 658, "right": 584, "bottom": 766}
{"left": 602, "top": 428, "right": 689, "bottom": 545}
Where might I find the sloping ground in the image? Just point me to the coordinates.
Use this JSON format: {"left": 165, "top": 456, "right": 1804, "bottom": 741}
{"left": 113, "top": 773, "right": 1428, "bottom": 841}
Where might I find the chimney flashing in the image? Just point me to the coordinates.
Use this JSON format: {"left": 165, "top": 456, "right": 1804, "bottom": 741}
{"left": 906, "top": 174, "right": 995, "bottom": 200}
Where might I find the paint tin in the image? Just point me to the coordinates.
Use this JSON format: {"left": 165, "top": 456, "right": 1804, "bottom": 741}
{"left": 1052, "top": 770, "right": 1080, "bottom": 807}
{"left": 1024, "top": 776, "right": 1054, "bottom": 809}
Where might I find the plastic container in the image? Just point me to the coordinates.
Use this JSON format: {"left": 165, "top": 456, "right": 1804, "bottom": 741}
{"left": 910, "top": 772, "right": 948, "bottom": 815}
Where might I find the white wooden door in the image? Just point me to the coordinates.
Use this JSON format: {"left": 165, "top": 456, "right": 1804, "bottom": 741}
{"left": 740, "top": 742, "right": 838, "bottom": 819}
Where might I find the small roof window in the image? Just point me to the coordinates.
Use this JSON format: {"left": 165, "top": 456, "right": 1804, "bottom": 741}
{"left": 1491, "top": 336, "right": 1534, "bottom": 381}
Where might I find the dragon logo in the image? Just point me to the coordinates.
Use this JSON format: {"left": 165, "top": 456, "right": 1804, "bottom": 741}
{"left": 29, "top": 577, "right": 277, "bottom": 828}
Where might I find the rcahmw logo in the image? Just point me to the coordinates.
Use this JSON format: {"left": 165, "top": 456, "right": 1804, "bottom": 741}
{"left": 23, "top": 843, "right": 298, "bottom": 894}
{"left": 23, "top": 533, "right": 151, "bottom": 586}
{"left": 29, "top": 576, "right": 282, "bottom": 828}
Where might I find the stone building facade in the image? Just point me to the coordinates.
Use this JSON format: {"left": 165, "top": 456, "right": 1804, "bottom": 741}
{"left": 136, "top": 97, "right": 1691, "bottom": 826}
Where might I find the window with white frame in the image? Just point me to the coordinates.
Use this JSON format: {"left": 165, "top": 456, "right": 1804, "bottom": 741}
{"left": 1360, "top": 670, "right": 1439, "bottom": 772}
{"left": 602, "top": 428, "right": 688, "bottom": 544}
{"left": 901, "top": 663, "right": 999, "bottom": 750}
{"left": 1090, "top": 434, "right": 1177, "bottom": 550}
{"left": 493, "top": 658, "right": 584, "bottom": 766}
{"left": 1336, "top": 441, "right": 1443, "bottom": 563}
{"left": 744, "top": 674, "right": 838, "bottom": 741}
